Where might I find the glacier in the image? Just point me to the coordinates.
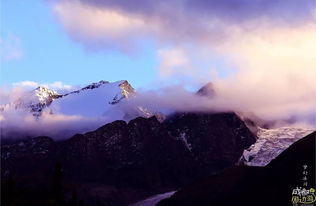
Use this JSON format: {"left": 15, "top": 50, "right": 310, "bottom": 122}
{"left": 240, "top": 127, "right": 314, "bottom": 166}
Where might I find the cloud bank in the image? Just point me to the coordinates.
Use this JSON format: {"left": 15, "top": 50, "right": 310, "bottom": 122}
{"left": 13, "top": 81, "right": 74, "bottom": 91}
{"left": 51, "top": 0, "right": 316, "bottom": 50}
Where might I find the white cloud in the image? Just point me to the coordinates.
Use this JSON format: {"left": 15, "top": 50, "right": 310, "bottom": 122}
{"left": 52, "top": 1, "right": 161, "bottom": 51}
{"left": 46, "top": 81, "right": 73, "bottom": 90}
{"left": 0, "top": 33, "right": 24, "bottom": 61}
{"left": 0, "top": 106, "right": 108, "bottom": 139}
{"left": 13, "top": 81, "right": 74, "bottom": 91}
{"left": 157, "top": 48, "right": 189, "bottom": 77}
{"left": 13, "top": 81, "right": 39, "bottom": 88}
{"left": 210, "top": 24, "right": 316, "bottom": 120}
{"left": 149, "top": 22, "right": 316, "bottom": 124}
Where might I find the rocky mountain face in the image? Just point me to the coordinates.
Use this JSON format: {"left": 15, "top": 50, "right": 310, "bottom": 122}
{"left": 1, "top": 112, "right": 256, "bottom": 205}
{"left": 165, "top": 112, "right": 254, "bottom": 171}
{"left": 158, "top": 131, "right": 316, "bottom": 206}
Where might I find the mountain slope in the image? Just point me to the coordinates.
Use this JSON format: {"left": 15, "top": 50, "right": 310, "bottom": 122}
{"left": 158, "top": 131, "right": 316, "bottom": 206}
{"left": 49, "top": 80, "right": 134, "bottom": 117}
{"left": 165, "top": 112, "right": 254, "bottom": 170}
{"left": 1, "top": 112, "right": 256, "bottom": 205}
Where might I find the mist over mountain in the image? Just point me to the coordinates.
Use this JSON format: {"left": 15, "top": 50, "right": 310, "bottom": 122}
{"left": 1, "top": 80, "right": 314, "bottom": 141}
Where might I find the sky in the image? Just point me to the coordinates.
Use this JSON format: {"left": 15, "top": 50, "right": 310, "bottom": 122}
{"left": 0, "top": 0, "right": 316, "bottom": 137}
{"left": 0, "top": 0, "right": 158, "bottom": 89}
{"left": 0, "top": 0, "right": 234, "bottom": 90}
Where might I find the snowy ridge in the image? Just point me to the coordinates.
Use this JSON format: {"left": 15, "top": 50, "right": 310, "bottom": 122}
{"left": 131, "top": 191, "right": 176, "bottom": 206}
{"left": 240, "top": 127, "right": 315, "bottom": 166}
{"left": 60, "top": 80, "right": 134, "bottom": 104}
{"left": 46, "top": 80, "right": 135, "bottom": 117}
{"left": 63, "top": 80, "right": 110, "bottom": 96}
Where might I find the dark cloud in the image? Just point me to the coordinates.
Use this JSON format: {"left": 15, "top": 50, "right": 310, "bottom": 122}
{"left": 188, "top": 0, "right": 315, "bottom": 23}
{"left": 52, "top": 0, "right": 316, "bottom": 52}
{"left": 73, "top": 0, "right": 315, "bottom": 25}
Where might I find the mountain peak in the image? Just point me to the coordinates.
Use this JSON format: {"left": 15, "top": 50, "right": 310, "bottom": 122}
{"left": 197, "top": 82, "right": 215, "bottom": 97}
{"left": 117, "top": 80, "right": 135, "bottom": 98}
{"left": 108, "top": 81, "right": 133, "bottom": 104}
{"left": 33, "top": 86, "right": 61, "bottom": 103}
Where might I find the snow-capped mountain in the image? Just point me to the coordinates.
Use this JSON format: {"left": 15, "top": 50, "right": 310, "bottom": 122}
{"left": 0, "top": 80, "right": 166, "bottom": 139}
{"left": 240, "top": 127, "right": 314, "bottom": 166}
{"left": 0, "top": 80, "right": 135, "bottom": 118}
{"left": 49, "top": 80, "right": 135, "bottom": 117}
